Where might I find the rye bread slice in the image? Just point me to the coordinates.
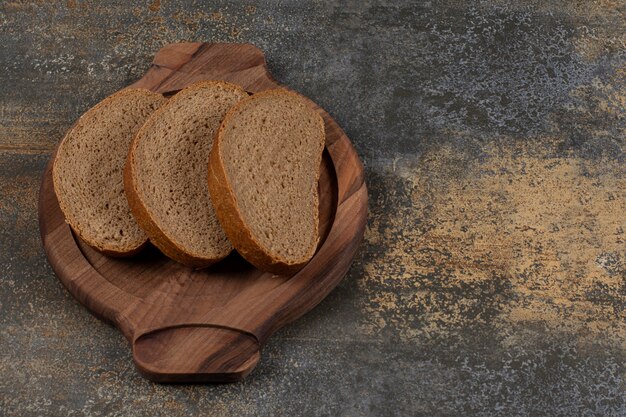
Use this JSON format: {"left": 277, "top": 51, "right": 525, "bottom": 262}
{"left": 52, "top": 88, "right": 166, "bottom": 256}
{"left": 208, "top": 89, "right": 325, "bottom": 275}
{"left": 125, "top": 80, "right": 248, "bottom": 268}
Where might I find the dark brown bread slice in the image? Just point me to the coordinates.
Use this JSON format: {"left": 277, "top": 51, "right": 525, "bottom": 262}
{"left": 52, "top": 89, "right": 166, "bottom": 256}
{"left": 125, "top": 80, "right": 248, "bottom": 268}
{"left": 208, "top": 89, "right": 325, "bottom": 275}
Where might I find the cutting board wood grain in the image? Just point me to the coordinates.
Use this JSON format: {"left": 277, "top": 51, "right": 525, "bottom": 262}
{"left": 38, "top": 42, "right": 367, "bottom": 383}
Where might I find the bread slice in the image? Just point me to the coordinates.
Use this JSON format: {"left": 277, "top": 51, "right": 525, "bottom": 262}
{"left": 208, "top": 89, "right": 325, "bottom": 275}
{"left": 125, "top": 80, "right": 248, "bottom": 268}
{"left": 52, "top": 88, "right": 166, "bottom": 256}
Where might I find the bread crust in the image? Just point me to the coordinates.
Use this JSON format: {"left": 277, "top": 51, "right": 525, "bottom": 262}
{"left": 208, "top": 89, "right": 325, "bottom": 275}
{"left": 52, "top": 88, "right": 165, "bottom": 257}
{"left": 125, "top": 80, "right": 246, "bottom": 268}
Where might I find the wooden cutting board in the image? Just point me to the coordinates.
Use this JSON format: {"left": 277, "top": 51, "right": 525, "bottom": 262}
{"left": 38, "top": 42, "right": 368, "bottom": 383}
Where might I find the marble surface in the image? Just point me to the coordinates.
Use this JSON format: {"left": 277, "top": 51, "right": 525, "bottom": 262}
{"left": 1, "top": 1, "right": 624, "bottom": 416}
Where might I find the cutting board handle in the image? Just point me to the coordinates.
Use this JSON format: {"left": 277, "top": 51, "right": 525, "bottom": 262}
{"left": 132, "top": 324, "right": 260, "bottom": 383}
{"left": 129, "top": 42, "right": 279, "bottom": 94}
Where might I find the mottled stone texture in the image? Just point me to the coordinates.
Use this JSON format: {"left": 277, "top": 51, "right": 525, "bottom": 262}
{"left": 1, "top": 1, "right": 624, "bottom": 416}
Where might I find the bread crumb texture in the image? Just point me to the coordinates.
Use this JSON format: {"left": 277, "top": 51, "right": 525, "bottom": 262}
{"left": 219, "top": 90, "right": 324, "bottom": 265}
{"left": 131, "top": 81, "right": 247, "bottom": 259}
{"left": 53, "top": 89, "right": 164, "bottom": 253}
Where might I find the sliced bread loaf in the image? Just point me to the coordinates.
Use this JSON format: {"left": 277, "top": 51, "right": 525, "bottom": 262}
{"left": 125, "top": 80, "right": 248, "bottom": 268}
{"left": 52, "top": 88, "right": 166, "bottom": 256}
{"left": 208, "top": 89, "right": 325, "bottom": 275}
